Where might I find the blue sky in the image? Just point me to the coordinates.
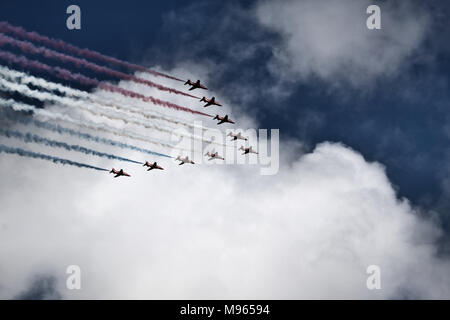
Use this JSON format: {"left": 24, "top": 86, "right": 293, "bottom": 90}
{"left": 1, "top": 0, "right": 450, "bottom": 298}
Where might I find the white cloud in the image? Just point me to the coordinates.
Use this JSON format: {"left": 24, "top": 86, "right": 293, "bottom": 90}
{"left": 0, "top": 63, "right": 449, "bottom": 299}
{"left": 255, "top": 0, "right": 430, "bottom": 88}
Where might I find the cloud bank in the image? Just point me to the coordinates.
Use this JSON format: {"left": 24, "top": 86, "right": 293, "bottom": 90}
{"left": 255, "top": 0, "right": 430, "bottom": 88}
{"left": 0, "top": 121, "right": 449, "bottom": 298}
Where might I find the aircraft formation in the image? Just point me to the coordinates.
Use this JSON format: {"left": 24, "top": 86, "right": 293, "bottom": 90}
{"left": 185, "top": 79, "right": 234, "bottom": 125}
{"left": 0, "top": 21, "right": 260, "bottom": 179}
{"left": 110, "top": 79, "right": 257, "bottom": 178}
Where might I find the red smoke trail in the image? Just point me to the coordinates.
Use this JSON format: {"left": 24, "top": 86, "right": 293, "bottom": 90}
{"left": 0, "top": 21, "right": 184, "bottom": 82}
{"left": 98, "top": 84, "right": 211, "bottom": 117}
{"left": 0, "top": 33, "right": 200, "bottom": 99}
{"left": 0, "top": 51, "right": 98, "bottom": 86}
{"left": 0, "top": 51, "right": 212, "bottom": 118}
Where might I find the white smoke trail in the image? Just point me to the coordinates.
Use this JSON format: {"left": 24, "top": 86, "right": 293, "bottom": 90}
{"left": 0, "top": 76, "right": 179, "bottom": 136}
{"left": 1, "top": 110, "right": 171, "bottom": 158}
{"left": 0, "top": 65, "right": 206, "bottom": 131}
{"left": 0, "top": 73, "right": 219, "bottom": 145}
{"left": 0, "top": 97, "right": 190, "bottom": 152}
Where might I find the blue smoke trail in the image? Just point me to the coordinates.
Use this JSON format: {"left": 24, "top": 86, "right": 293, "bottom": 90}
{"left": 0, "top": 144, "right": 109, "bottom": 172}
{"left": 0, "top": 128, "right": 144, "bottom": 165}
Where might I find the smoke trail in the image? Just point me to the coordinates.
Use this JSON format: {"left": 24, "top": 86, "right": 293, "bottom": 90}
{"left": 0, "top": 67, "right": 189, "bottom": 131}
{"left": 99, "top": 83, "right": 211, "bottom": 117}
{"left": 0, "top": 50, "right": 98, "bottom": 86}
{"left": 0, "top": 51, "right": 212, "bottom": 117}
{"left": 0, "top": 128, "right": 144, "bottom": 165}
{"left": 0, "top": 21, "right": 184, "bottom": 82}
{"left": 0, "top": 107, "right": 172, "bottom": 158}
{"left": 0, "top": 75, "right": 172, "bottom": 134}
{"left": 0, "top": 98, "right": 191, "bottom": 152}
{"left": 0, "top": 33, "right": 198, "bottom": 98}
{"left": 7, "top": 114, "right": 172, "bottom": 158}
{"left": 0, "top": 144, "right": 109, "bottom": 172}
{"left": 0, "top": 65, "right": 205, "bottom": 130}
{"left": 0, "top": 76, "right": 217, "bottom": 145}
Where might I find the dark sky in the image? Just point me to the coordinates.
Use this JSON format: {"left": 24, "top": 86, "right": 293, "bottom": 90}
{"left": 1, "top": 0, "right": 450, "bottom": 243}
